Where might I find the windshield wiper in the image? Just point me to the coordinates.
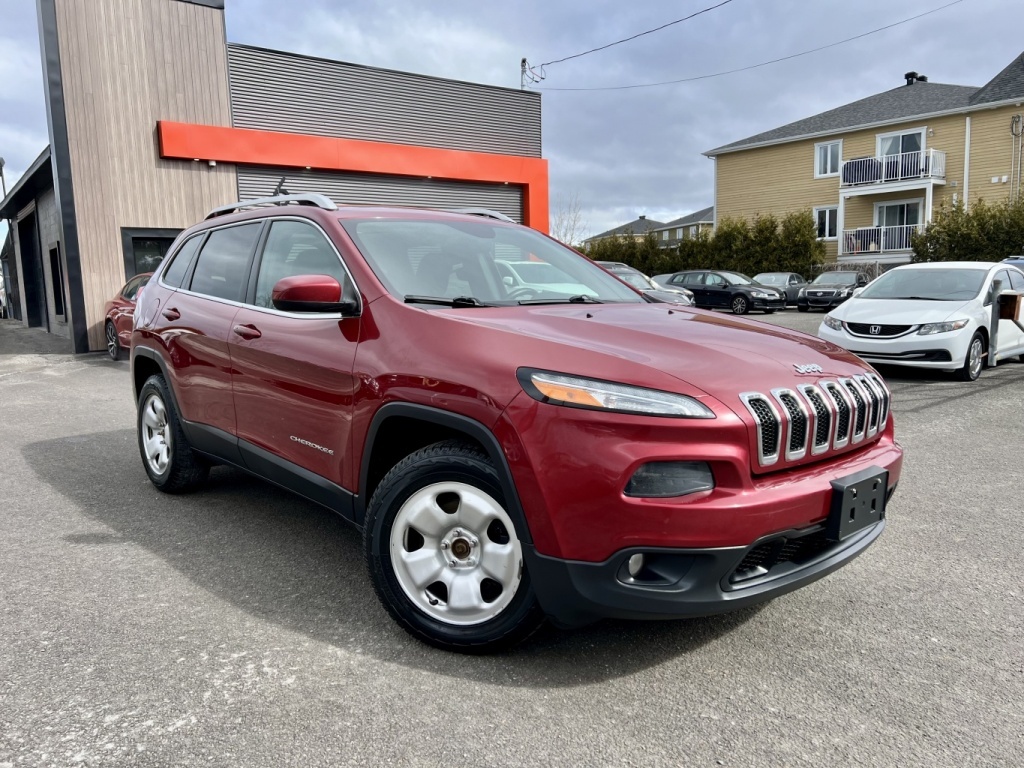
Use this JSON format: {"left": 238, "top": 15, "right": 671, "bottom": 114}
{"left": 518, "top": 295, "right": 604, "bottom": 305}
{"left": 886, "top": 295, "right": 944, "bottom": 301}
{"left": 404, "top": 295, "right": 491, "bottom": 307}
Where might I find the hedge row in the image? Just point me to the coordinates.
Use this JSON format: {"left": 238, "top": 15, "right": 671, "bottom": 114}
{"left": 911, "top": 196, "right": 1024, "bottom": 262}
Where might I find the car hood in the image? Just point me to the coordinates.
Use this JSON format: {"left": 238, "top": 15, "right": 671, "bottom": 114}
{"left": 449, "top": 303, "right": 869, "bottom": 399}
{"left": 831, "top": 298, "right": 973, "bottom": 324}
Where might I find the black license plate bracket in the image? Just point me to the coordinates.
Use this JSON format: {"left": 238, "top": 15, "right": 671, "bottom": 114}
{"left": 827, "top": 466, "right": 888, "bottom": 541}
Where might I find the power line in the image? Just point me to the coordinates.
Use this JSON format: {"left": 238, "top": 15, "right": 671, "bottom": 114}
{"left": 537, "top": 0, "right": 736, "bottom": 68}
{"left": 533, "top": 0, "right": 964, "bottom": 92}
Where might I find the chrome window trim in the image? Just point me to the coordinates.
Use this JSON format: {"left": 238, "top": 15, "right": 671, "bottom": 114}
{"left": 739, "top": 392, "right": 782, "bottom": 467}
{"left": 798, "top": 383, "right": 832, "bottom": 456}
{"left": 771, "top": 388, "right": 809, "bottom": 462}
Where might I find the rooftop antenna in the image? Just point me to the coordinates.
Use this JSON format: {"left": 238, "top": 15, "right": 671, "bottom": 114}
{"left": 273, "top": 177, "right": 290, "bottom": 197}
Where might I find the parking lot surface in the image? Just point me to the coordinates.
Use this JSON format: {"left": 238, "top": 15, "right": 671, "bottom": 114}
{"left": 1, "top": 316, "right": 1021, "bottom": 767}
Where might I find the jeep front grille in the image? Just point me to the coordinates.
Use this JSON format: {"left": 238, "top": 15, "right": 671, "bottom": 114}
{"left": 740, "top": 374, "right": 891, "bottom": 469}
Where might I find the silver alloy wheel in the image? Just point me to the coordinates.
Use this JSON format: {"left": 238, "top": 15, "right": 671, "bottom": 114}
{"left": 968, "top": 336, "right": 984, "bottom": 379}
{"left": 389, "top": 481, "right": 523, "bottom": 626}
{"left": 141, "top": 393, "right": 172, "bottom": 475}
{"left": 106, "top": 323, "right": 118, "bottom": 358}
{"left": 732, "top": 296, "right": 747, "bottom": 314}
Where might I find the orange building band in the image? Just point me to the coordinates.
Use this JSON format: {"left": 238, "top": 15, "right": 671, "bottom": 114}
{"left": 158, "top": 121, "right": 549, "bottom": 232}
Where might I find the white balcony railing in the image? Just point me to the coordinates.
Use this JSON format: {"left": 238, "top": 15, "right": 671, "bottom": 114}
{"left": 839, "top": 149, "right": 946, "bottom": 187}
{"left": 841, "top": 224, "right": 923, "bottom": 255}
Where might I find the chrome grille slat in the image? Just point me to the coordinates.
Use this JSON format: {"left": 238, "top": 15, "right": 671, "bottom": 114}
{"left": 823, "top": 382, "right": 851, "bottom": 448}
{"left": 857, "top": 374, "right": 882, "bottom": 437}
{"left": 841, "top": 377, "right": 867, "bottom": 443}
{"left": 740, "top": 393, "right": 782, "bottom": 467}
{"left": 798, "top": 384, "right": 832, "bottom": 455}
{"left": 773, "top": 389, "right": 809, "bottom": 461}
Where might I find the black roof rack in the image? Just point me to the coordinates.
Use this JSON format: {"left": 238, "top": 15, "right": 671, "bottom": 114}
{"left": 205, "top": 193, "right": 338, "bottom": 220}
{"left": 447, "top": 208, "right": 515, "bottom": 224}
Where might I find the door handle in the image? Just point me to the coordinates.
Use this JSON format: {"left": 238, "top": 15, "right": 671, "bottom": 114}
{"left": 232, "top": 323, "right": 262, "bottom": 340}
{"left": 161, "top": 307, "right": 180, "bottom": 321}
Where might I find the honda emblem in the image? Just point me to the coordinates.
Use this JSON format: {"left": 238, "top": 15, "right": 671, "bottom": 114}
{"left": 869, "top": 325, "right": 882, "bottom": 335}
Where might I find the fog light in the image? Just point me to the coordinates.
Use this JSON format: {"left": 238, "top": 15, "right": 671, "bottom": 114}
{"left": 624, "top": 461, "right": 714, "bottom": 498}
{"left": 627, "top": 554, "right": 645, "bottom": 578}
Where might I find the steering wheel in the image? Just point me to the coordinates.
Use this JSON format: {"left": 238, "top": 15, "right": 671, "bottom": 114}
{"left": 505, "top": 286, "right": 536, "bottom": 300}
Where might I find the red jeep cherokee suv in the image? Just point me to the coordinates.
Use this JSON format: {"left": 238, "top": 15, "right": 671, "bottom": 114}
{"left": 131, "top": 194, "right": 902, "bottom": 652}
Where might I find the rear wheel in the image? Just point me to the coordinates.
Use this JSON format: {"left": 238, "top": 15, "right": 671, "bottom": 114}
{"left": 731, "top": 295, "right": 749, "bottom": 315}
{"left": 105, "top": 321, "right": 121, "bottom": 361}
{"left": 364, "top": 440, "right": 543, "bottom": 653}
{"left": 764, "top": 309, "right": 777, "bottom": 314}
{"left": 956, "top": 332, "right": 985, "bottom": 382}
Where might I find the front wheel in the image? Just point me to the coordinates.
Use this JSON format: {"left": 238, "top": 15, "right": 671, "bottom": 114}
{"left": 797, "top": 305, "right": 809, "bottom": 313}
{"left": 956, "top": 332, "right": 985, "bottom": 382}
{"left": 764, "top": 308, "right": 776, "bottom": 314}
{"left": 364, "top": 440, "right": 543, "bottom": 653}
{"left": 731, "top": 295, "right": 749, "bottom": 315}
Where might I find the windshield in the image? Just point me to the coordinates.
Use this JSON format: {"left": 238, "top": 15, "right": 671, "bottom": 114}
{"left": 339, "top": 218, "right": 642, "bottom": 305}
{"left": 813, "top": 271, "right": 858, "bottom": 285}
{"left": 857, "top": 267, "right": 988, "bottom": 301}
{"left": 753, "top": 273, "right": 785, "bottom": 285}
{"left": 719, "top": 271, "right": 753, "bottom": 286}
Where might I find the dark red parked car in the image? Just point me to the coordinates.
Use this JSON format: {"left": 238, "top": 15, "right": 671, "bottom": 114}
{"left": 131, "top": 194, "right": 902, "bottom": 652}
{"left": 104, "top": 272, "right": 152, "bottom": 360}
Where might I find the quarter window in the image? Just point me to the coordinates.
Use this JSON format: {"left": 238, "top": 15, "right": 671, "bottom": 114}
{"left": 815, "top": 141, "right": 841, "bottom": 177}
{"left": 188, "top": 223, "right": 262, "bottom": 302}
{"left": 161, "top": 234, "right": 203, "bottom": 288}
{"left": 1008, "top": 270, "right": 1024, "bottom": 292}
{"left": 814, "top": 207, "right": 838, "bottom": 240}
{"left": 254, "top": 221, "right": 348, "bottom": 309}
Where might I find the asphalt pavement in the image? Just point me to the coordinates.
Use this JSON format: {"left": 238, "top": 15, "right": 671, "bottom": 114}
{"left": 1, "top": 316, "right": 1022, "bottom": 767}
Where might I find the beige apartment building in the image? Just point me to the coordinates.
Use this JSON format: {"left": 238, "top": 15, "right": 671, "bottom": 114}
{"left": 705, "top": 53, "right": 1024, "bottom": 265}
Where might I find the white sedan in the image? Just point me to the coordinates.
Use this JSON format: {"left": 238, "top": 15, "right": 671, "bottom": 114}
{"left": 817, "top": 261, "right": 1024, "bottom": 381}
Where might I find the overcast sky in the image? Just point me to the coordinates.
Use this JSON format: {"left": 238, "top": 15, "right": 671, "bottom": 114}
{"left": 1, "top": 0, "right": 1022, "bottom": 241}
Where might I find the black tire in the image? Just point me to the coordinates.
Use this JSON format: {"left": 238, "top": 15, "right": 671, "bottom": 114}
{"left": 137, "top": 374, "right": 209, "bottom": 492}
{"left": 955, "top": 332, "right": 985, "bottom": 382}
{"left": 797, "top": 305, "right": 809, "bottom": 313}
{"left": 364, "top": 439, "right": 544, "bottom": 653}
{"left": 731, "top": 295, "right": 749, "bottom": 315}
{"left": 105, "top": 321, "right": 121, "bottom": 361}
{"left": 764, "top": 309, "right": 777, "bottom": 314}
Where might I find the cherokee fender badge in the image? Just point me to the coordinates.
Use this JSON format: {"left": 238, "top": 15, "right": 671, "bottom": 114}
{"left": 793, "top": 363, "right": 824, "bottom": 374}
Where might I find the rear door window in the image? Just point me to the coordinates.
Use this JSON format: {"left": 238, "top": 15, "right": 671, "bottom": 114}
{"left": 1008, "top": 270, "right": 1024, "bottom": 292}
{"left": 188, "top": 223, "right": 262, "bottom": 302}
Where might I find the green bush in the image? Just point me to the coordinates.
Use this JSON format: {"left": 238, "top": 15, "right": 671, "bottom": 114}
{"left": 581, "top": 211, "right": 826, "bottom": 277}
{"left": 912, "top": 196, "right": 1024, "bottom": 262}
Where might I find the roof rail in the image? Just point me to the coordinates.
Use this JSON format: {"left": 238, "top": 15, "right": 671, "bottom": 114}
{"left": 205, "top": 193, "right": 338, "bottom": 220}
{"left": 447, "top": 208, "right": 516, "bottom": 224}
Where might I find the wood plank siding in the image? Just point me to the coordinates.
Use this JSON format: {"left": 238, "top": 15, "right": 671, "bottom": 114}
{"left": 55, "top": 0, "right": 236, "bottom": 351}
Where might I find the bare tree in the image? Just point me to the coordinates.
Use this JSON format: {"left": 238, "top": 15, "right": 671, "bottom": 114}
{"left": 550, "top": 190, "right": 588, "bottom": 247}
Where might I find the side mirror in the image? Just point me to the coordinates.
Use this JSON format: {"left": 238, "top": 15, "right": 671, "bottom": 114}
{"left": 502, "top": 276, "right": 514, "bottom": 287}
{"left": 272, "top": 274, "right": 359, "bottom": 315}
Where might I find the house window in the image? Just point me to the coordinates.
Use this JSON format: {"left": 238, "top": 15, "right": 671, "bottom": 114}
{"left": 689, "top": 225, "right": 698, "bottom": 236}
{"left": 662, "top": 231, "right": 669, "bottom": 241}
{"left": 815, "top": 140, "right": 841, "bottom": 177}
{"left": 814, "top": 206, "right": 838, "bottom": 239}
{"left": 873, "top": 199, "right": 922, "bottom": 250}
{"left": 877, "top": 128, "right": 924, "bottom": 158}
{"left": 676, "top": 228, "right": 683, "bottom": 239}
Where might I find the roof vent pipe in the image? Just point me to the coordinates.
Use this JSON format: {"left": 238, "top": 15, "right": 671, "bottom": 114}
{"left": 904, "top": 71, "right": 919, "bottom": 85}
{"left": 917, "top": 75, "right": 928, "bottom": 82}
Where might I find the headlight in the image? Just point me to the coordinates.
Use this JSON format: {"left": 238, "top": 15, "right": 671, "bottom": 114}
{"left": 751, "top": 291, "right": 771, "bottom": 299}
{"left": 917, "top": 319, "right": 970, "bottom": 335}
{"left": 823, "top": 315, "right": 843, "bottom": 331}
{"left": 798, "top": 288, "right": 806, "bottom": 297}
{"left": 518, "top": 370, "right": 715, "bottom": 418}
{"left": 838, "top": 288, "right": 852, "bottom": 297}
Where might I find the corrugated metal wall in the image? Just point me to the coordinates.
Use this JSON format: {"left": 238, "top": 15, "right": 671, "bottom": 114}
{"left": 227, "top": 44, "right": 542, "bottom": 158}
{"left": 237, "top": 167, "right": 524, "bottom": 223}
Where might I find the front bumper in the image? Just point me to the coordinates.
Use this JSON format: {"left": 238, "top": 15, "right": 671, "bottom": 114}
{"left": 526, "top": 515, "right": 887, "bottom": 628}
{"left": 798, "top": 294, "right": 851, "bottom": 310}
{"left": 750, "top": 296, "right": 786, "bottom": 311}
{"left": 818, "top": 324, "right": 969, "bottom": 369}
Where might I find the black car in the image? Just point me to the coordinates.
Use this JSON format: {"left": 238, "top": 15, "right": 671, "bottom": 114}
{"left": 665, "top": 269, "right": 786, "bottom": 314}
{"left": 797, "top": 271, "right": 870, "bottom": 312}
{"left": 598, "top": 262, "right": 694, "bottom": 305}
{"left": 753, "top": 271, "right": 808, "bottom": 305}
